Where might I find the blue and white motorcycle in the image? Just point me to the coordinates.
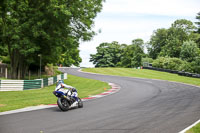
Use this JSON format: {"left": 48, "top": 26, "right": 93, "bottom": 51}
{"left": 53, "top": 90, "right": 83, "bottom": 111}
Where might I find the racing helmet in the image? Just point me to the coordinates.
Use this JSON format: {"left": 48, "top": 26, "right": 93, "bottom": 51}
{"left": 56, "top": 80, "right": 64, "bottom": 87}
{"left": 71, "top": 88, "right": 77, "bottom": 92}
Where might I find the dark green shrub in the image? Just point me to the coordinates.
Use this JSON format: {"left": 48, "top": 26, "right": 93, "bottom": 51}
{"left": 179, "top": 61, "right": 193, "bottom": 73}
{"left": 191, "top": 57, "right": 200, "bottom": 74}
{"left": 167, "top": 58, "right": 183, "bottom": 70}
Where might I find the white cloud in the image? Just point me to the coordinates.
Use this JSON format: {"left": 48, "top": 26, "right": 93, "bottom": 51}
{"left": 103, "top": 0, "right": 200, "bottom": 17}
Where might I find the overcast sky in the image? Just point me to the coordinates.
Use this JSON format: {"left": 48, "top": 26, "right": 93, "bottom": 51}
{"left": 79, "top": 0, "right": 200, "bottom": 67}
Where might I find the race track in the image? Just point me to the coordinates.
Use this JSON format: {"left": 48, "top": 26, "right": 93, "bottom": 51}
{"left": 1, "top": 68, "right": 200, "bottom": 133}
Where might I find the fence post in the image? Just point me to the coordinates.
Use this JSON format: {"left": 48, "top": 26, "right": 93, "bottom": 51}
{"left": 5, "top": 68, "right": 7, "bottom": 79}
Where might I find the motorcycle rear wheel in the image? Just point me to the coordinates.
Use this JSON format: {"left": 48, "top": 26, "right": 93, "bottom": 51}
{"left": 57, "top": 98, "right": 70, "bottom": 111}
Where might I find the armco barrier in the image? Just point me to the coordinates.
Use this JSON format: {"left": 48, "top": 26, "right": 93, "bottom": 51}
{"left": 53, "top": 76, "right": 57, "bottom": 84}
{"left": 48, "top": 77, "right": 53, "bottom": 86}
{"left": 42, "top": 73, "right": 66, "bottom": 87}
{"left": 0, "top": 80, "right": 24, "bottom": 91}
{"left": 43, "top": 78, "right": 48, "bottom": 87}
{"left": 24, "top": 80, "right": 42, "bottom": 90}
{"left": 0, "top": 73, "right": 67, "bottom": 91}
{"left": 143, "top": 67, "right": 200, "bottom": 78}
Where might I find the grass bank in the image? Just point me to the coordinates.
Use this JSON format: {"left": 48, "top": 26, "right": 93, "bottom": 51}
{"left": 82, "top": 68, "right": 200, "bottom": 86}
{"left": 0, "top": 74, "right": 110, "bottom": 112}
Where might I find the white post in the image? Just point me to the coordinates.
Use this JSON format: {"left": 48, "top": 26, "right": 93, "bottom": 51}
{"left": 5, "top": 68, "right": 7, "bottom": 79}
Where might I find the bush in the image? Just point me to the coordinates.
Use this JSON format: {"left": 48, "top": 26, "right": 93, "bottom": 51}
{"left": 180, "top": 40, "right": 199, "bottom": 62}
{"left": 152, "top": 57, "right": 183, "bottom": 70}
{"left": 152, "top": 57, "right": 166, "bottom": 68}
{"left": 167, "top": 58, "right": 183, "bottom": 70}
{"left": 152, "top": 57, "right": 200, "bottom": 74}
{"left": 191, "top": 57, "right": 200, "bottom": 74}
{"left": 179, "top": 61, "right": 193, "bottom": 73}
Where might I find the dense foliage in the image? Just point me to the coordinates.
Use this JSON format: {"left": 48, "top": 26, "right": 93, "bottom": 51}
{"left": 0, "top": 0, "right": 104, "bottom": 79}
{"left": 195, "top": 12, "right": 200, "bottom": 48}
{"left": 152, "top": 57, "right": 200, "bottom": 73}
{"left": 180, "top": 40, "right": 199, "bottom": 62}
{"left": 148, "top": 19, "right": 199, "bottom": 59}
{"left": 147, "top": 16, "right": 200, "bottom": 74}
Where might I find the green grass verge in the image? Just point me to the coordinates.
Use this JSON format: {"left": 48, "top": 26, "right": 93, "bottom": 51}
{"left": 186, "top": 123, "right": 200, "bottom": 133}
{"left": 0, "top": 74, "right": 110, "bottom": 112}
{"left": 0, "top": 77, "right": 7, "bottom": 80}
{"left": 82, "top": 68, "right": 200, "bottom": 86}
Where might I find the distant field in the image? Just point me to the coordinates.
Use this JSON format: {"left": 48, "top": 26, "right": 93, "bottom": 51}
{"left": 0, "top": 74, "right": 110, "bottom": 112}
{"left": 82, "top": 68, "right": 200, "bottom": 86}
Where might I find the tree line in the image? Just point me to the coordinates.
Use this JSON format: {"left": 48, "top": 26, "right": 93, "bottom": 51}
{"left": 90, "top": 39, "right": 144, "bottom": 68}
{"left": 90, "top": 12, "right": 200, "bottom": 74}
{"left": 0, "top": 0, "right": 105, "bottom": 79}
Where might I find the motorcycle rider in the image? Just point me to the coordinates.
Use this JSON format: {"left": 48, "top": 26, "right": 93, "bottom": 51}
{"left": 55, "top": 80, "right": 78, "bottom": 106}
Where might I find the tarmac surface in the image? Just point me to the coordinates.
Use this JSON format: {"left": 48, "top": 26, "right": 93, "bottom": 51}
{"left": 1, "top": 68, "right": 200, "bottom": 133}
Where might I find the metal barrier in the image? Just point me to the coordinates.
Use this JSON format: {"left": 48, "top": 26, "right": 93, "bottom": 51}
{"left": 143, "top": 67, "right": 200, "bottom": 78}
{"left": 0, "top": 73, "right": 67, "bottom": 91}
{"left": 24, "top": 80, "right": 42, "bottom": 90}
{"left": 0, "top": 80, "right": 24, "bottom": 91}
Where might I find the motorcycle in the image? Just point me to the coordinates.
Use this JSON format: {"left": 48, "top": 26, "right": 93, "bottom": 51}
{"left": 53, "top": 90, "right": 83, "bottom": 111}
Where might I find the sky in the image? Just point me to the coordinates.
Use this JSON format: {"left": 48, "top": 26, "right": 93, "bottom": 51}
{"left": 79, "top": 0, "right": 200, "bottom": 67}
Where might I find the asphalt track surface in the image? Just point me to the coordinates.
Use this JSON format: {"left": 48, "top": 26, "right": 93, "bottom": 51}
{"left": 1, "top": 68, "right": 200, "bottom": 133}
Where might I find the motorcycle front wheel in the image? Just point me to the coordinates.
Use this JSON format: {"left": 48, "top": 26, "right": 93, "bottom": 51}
{"left": 78, "top": 97, "right": 83, "bottom": 108}
{"left": 57, "top": 98, "right": 70, "bottom": 111}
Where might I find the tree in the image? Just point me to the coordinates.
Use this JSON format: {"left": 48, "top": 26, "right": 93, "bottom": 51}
{"left": 58, "top": 48, "right": 82, "bottom": 67}
{"left": 148, "top": 28, "right": 168, "bottom": 59}
{"left": 159, "top": 27, "right": 182, "bottom": 58}
{"left": 160, "top": 19, "right": 197, "bottom": 58}
{"left": 195, "top": 12, "right": 200, "bottom": 33}
{"left": 172, "top": 19, "right": 196, "bottom": 34}
{"left": 195, "top": 12, "right": 200, "bottom": 48}
{"left": 0, "top": 0, "right": 104, "bottom": 79}
{"left": 90, "top": 42, "right": 122, "bottom": 67}
{"left": 120, "top": 39, "right": 144, "bottom": 67}
{"left": 148, "top": 19, "right": 197, "bottom": 58}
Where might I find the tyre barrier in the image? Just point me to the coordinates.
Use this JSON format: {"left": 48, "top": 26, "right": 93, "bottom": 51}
{"left": 0, "top": 73, "right": 67, "bottom": 91}
{"left": 143, "top": 67, "right": 200, "bottom": 78}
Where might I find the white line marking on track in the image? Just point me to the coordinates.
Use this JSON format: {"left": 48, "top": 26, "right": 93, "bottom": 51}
{"left": 0, "top": 105, "right": 56, "bottom": 116}
{"left": 179, "top": 119, "right": 200, "bottom": 133}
